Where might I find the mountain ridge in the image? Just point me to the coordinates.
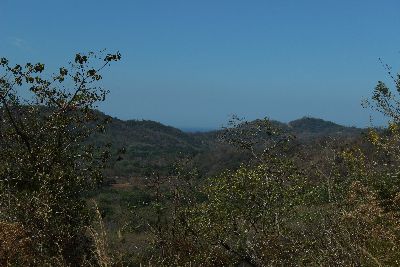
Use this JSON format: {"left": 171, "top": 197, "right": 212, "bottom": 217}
{"left": 94, "top": 112, "right": 365, "bottom": 179}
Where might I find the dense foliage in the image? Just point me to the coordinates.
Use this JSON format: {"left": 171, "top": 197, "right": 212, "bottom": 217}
{"left": 0, "top": 51, "right": 120, "bottom": 266}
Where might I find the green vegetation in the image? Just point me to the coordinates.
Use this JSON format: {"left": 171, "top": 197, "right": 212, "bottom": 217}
{"left": 92, "top": 114, "right": 364, "bottom": 180}
{"left": 2, "top": 53, "right": 400, "bottom": 266}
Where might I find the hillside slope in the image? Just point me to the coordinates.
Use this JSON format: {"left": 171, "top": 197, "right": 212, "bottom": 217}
{"left": 91, "top": 113, "right": 364, "bottom": 179}
{"left": 287, "top": 117, "right": 362, "bottom": 139}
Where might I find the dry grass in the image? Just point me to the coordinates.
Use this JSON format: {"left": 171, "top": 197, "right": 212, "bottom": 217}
{"left": 0, "top": 221, "right": 33, "bottom": 266}
{"left": 111, "top": 182, "right": 134, "bottom": 189}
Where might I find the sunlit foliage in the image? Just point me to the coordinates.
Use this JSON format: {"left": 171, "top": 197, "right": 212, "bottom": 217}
{"left": 0, "top": 51, "right": 120, "bottom": 266}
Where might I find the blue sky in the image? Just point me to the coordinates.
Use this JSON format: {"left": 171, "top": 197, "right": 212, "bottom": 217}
{"left": 2, "top": 0, "right": 400, "bottom": 129}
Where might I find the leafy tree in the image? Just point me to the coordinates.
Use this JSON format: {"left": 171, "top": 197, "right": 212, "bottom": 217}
{"left": 140, "top": 119, "right": 310, "bottom": 266}
{"left": 364, "top": 58, "right": 400, "bottom": 122}
{"left": 0, "top": 51, "right": 120, "bottom": 265}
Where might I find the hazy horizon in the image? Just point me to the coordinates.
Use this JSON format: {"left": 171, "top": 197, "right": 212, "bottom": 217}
{"left": 108, "top": 112, "right": 385, "bottom": 132}
{"left": 2, "top": 0, "right": 399, "bottom": 129}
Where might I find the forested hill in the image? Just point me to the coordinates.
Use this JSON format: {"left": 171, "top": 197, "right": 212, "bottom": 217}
{"left": 92, "top": 112, "right": 364, "bottom": 179}
{"left": 92, "top": 115, "right": 206, "bottom": 179}
{"left": 286, "top": 117, "right": 362, "bottom": 139}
